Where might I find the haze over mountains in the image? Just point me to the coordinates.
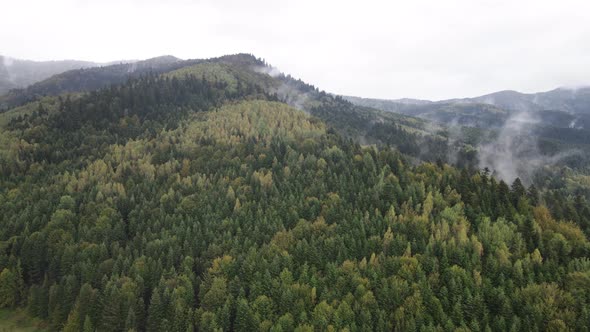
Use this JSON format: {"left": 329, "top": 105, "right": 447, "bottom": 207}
{"left": 0, "top": 55, "right": 103, "bottom": 95}
{"left": 0, "top": 55, "right": 189, "bottom": 105}
{"left": 345, "top": 87, "right": 590, "bottom": 129}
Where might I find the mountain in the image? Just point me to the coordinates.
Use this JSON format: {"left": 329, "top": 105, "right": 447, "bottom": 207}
{"left": 3, "top": 53, "right": 586, "bottom": 182}
{"left": 0, "top": 53, "right": 589, "bottom": 331}
{"left": 1, "top": 53, "right": 467, "bottom": 166}
{"left": 0, "top": 55, "right": 102, "bottom": 95}
{"left": 346, "top": 96, "right": 510, "bottom": 128}
{"left": 469, "top": 87, "right": 590, "bottom": 115}
{"left": 348, "top": 85, "right": 590, "bottom": 130}
{"left": 346, "top": 86, "right": 590, "bottom": 129}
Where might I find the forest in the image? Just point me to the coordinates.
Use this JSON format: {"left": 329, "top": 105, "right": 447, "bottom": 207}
{"left": 0, "top": 55, "right": 589, "bottom": 331}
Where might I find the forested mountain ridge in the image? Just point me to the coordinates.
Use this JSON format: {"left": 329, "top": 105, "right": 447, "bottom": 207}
{"left": 0, "top": 53, "right": 473, "bottom": 167}
{"left": 0, "top": 54, "right": 589, "bottom": 331}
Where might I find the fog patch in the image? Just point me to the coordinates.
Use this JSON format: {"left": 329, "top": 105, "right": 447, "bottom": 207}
{"left": 442, "top": 119, "right": 465, "bottom": 165}
{"left": 1, "top": 56, "right": 16, "bottom": 83}
{"left": 478, "top": 111, "right": 578, "bottom": 184}
{"left": 273, "top": 82, "right": 311, "bottom": 110}
{"left": 253, "top": 65, "right": 281, "bottom": 77}
{"left": 127, "top": 62, "right": 138, "bottom": 73}
{"left": 569, "top": 118, "right": 584, "bottom": 129}
{"left": 251, "top": 65, "right": 311, "bottom": 110}
{"left": 2, "top": 56, "right": 14, "bottom": 67}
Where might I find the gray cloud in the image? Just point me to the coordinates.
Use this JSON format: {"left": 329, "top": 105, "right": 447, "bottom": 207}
{"left": 1, "top": 0, "right": 589, "bottom": 100}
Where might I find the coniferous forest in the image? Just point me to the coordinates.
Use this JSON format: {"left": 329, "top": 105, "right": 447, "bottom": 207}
{"left": 0, "top": 54, "right": 589, "bottom": 331}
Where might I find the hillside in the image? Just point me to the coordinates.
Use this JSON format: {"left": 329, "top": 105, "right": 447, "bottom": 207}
{"left": 0, "top": 54, "right": 472, "bottom": 167}
{"left": 0, "top": 54, "right": 589, "bottom": 331}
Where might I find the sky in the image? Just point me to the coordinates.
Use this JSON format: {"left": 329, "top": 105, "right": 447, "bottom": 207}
{"left": 2, "top": 0, "right": 589, "bottom": 100}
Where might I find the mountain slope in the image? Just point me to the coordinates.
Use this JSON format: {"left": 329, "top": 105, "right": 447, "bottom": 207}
{"left": 0, "top": 55, "right": 589, "bottom": 331}
{"left": 3, "top": 52, "right": 468, "bottom": 166}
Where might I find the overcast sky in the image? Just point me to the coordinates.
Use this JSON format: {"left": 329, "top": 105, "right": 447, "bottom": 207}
{"left": 2, "top": 0, "right": 589, "bottom": 100}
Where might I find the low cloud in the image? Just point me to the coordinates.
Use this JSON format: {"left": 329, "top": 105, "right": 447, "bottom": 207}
{"left": 253, "top": 65, "right": 281, "bottom": 78}
{"left": 478, "top": 111, "right": 578, "bottom": 184}
{"left": 2, "top": 56, "right": 14, "bottom": 67}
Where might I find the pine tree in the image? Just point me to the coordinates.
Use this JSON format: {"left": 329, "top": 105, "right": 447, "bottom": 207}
{"left": 0, "top": 268, "right": 20, "bottom": 308}
{"left": 235, "top": 298, "right": 259, "bottom": 331}
{"left": 147, "top": 291, "right": 164, "bottom": 332}
{"left": 83, "top": 315, "right": 94, "bottom": 332}
{"left": 125, "top": 307, "right": 137, "bottom": 331}
{"left": 63, "top": 308, "right": 82, "bottom": 332}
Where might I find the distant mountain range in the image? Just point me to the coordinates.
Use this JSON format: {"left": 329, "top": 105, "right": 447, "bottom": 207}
{"left": 0, "top": 55, "right": 188, "bottom": 108}
{"left": 464, "top": 87, "right": 590, "bottom": 115}
{"left": 345, "top": 87, "right": 590, "bottom": 130}
{"left": 349, "top": 86, "right": 590, "bottom": 113}
{"left": 0, "top": 56, "right": 104, "bottom": 95}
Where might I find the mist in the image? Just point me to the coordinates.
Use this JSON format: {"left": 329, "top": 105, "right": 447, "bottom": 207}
{"left": 477, "top": 111, "right": 578, "bottom": 185}
{"left": 1, "top": 56, "right": 15, "bottom": 83}
{"left": 252, "top": 64, "right": 315, "bottom": 111}
{"left": 253, "top": 65, "right": 281, "bottom": 78}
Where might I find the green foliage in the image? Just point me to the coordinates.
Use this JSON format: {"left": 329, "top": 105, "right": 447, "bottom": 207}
{"left": 0, "top": 62, "right": 589, "bottom": 332}
{"left": 0, "top": 267, "right": 23, "bottom": 308}
{"left": 0, "top": 308, "right": 48, "bottom": 331}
